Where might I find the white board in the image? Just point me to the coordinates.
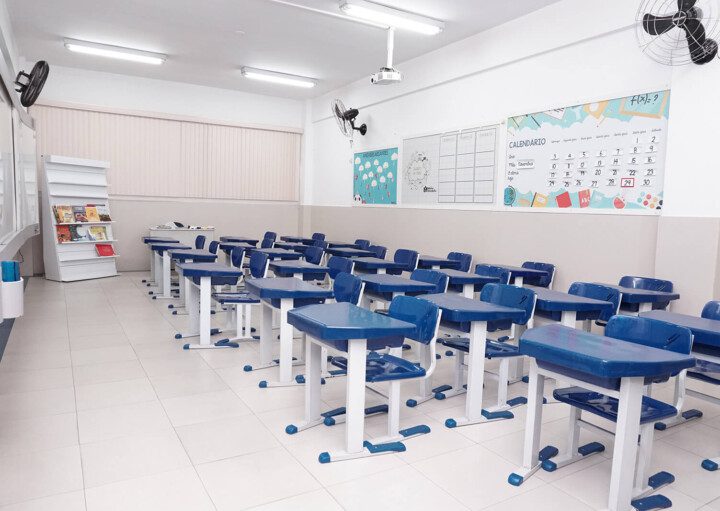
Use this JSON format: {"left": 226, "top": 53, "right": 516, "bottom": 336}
{"left": 401, "top": 124, "right": 500, "bottom": 206}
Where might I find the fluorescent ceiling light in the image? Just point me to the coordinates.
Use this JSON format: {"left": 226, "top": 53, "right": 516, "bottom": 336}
{"left": 340, "top": 0, "right": 444, "bottom": 35}
{"left": 241, "top": 67, "right": 316, "bottom": 88}
{"left": 64, "top": 39, "right": 166, "bottom": 65}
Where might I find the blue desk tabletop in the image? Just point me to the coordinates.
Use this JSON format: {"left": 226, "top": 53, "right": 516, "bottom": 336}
{"left": 218, "top": 242, "right": 255, "bottom": 252}
{"left": 269, "top": 260, "right": 330, "bottom": 276}
{"left": 280, "top": 235, "right": 314, "bottom": 244}
{"left": 420, "top": 293, "right": 527, "bottom": 323}
{"left": 493, "top": 264, "right": 549, "bottom": 278}
{"left": 245, "top": 277, "right": 334, "bottom": 300}
{"left": 520, "top": 324, "right": 695, "bottom": 379}
{"left": 143, "top": 236, "right": 179, "bottom": 244}
{"left": 175, "top": 262, "right": 243, "bottom": 278}
{"left": 325, "top": 240, "right": 359, "bottom": 248}
{"left": 640, "top": 310, "right": 720, "bottom": 348}
{"left": 360, "top": 274, "right": 436, "bottom": 294}
{"left": 417, "top": 255, "right": 461, "bottom": 270}
{"left": 219, "top": 236, "right": 259, "bottom": 245}
{"left": 273, "top": 241, "right": 306, "bottom": 251}
{"left": 326, "top": 247, "right": 375, "bottom": 258}
{"left": 288, "top": 302, "right": 416, "bottom": 341}
{"left": 438, "top": 269, "right": 498, "bottom": 286}
{"left": 351, "top": 257, "right": 405, "bottom": 271}
{"left": 250, "top": 248, "right": 303, "bottom": 260}
{"left": 529, "top": 286, "right": 615, "bottom": 313}
{"left": 151, "top": 243, "right": 191, "bottom": 254}
{"left": 595, "top": 283, "right": 680, "bottom": 303}
{"left": 169, "top": 249, "right": 217, "bottom": 262}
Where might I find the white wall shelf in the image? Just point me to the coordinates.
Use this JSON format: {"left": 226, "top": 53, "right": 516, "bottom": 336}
{"left": 42, "top": 155, "right": 119, "bottom": 282}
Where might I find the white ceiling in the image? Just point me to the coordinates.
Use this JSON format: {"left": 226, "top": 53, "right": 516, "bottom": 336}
{"left": 8, "top": 0, "right": 561, "bottom": 99}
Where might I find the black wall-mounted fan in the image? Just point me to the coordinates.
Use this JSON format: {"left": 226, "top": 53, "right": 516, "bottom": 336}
{"left": 638, "top": 0, "right": 719, "bottom": 65}
{"left": 332, "top": 99, "right": 367, "bottom": 139}
{"left": 15, "top": 60, "right": 50, "bottom": 107}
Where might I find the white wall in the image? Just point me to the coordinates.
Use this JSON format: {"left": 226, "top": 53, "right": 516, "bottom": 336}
{"left": 39, "top": 65, "right": 305, "bottom": 130}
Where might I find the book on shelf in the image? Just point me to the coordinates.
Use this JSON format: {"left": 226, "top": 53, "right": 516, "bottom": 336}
{"left": 72, "top": 206, "right": 88, "bottom": 222}
{"left": 54, "top": 205, "right": 74, "bottom": 224}
{"left": 89, "top": 225, "right": 108, "bottom": 241}
{"left": 95, "top": 243, "right": 115, "bottom": 257}
{"left": 70, "top": 225, "right": 94, "bottom": 242}
{"left": 56, "top": 225, "right": 71, "bottom": 243}
{"left": 85, "top": 206, "right": 101, "bottom": 222}
{"left": 95, "top": 204, "right": 112, "bottom": 222}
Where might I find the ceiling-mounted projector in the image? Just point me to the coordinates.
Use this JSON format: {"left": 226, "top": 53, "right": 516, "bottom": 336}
{"left": 371, "top": 28, "right": 402, "bottom": 85}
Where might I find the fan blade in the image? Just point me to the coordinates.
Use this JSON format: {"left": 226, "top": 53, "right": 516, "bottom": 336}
{"left": 682, "top": 17, "right": 708, "bottom": 57}
{"left": 678, "top": 0, "right": 697, "bottom": 11}
{"left": 692, "top": 38, "right": 718, "bottom": 64}
{"left": 643, "top": 14, "right": 676, "bottom": 35}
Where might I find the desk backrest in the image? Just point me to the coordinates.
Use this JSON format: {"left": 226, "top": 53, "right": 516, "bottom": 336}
{"left": 474, "top": 264, "right": 511, "bottom": 284}
{"left": 304, "top": 246, "right": 324, "bottom": 265}
{"left": 521, "top": 261, "right": 555, "bottom": 288}
{"left": 605, "top": 315, "right": 691, "bottom": 355}
{"left": 480, "top": 283, "right": 536, "bottom": 325}
{"left": 327, "top": 256, "right": 354, "bottom": 279}
{"left": 447, "top": 252, "right": 472, "bottom": 272}
{"left": 354, "top": 239, "right": 371, "bottom": 250}
{"left": 194, "top": 235, "right": 206, "bottom": 250}
{"left": 368, "top": 245, "right": 387, "bottom": 259}
{"left": 388, "top": 295, "right": 441, "bottom": 345}
{"left": 333, "top": 272, "right": 364, "bottom": 305}
{"left": 208, "top": 241, "right": 219, "bottom": 254}
{"left": 230, "top": 247, "right": 245, "bottom": 268}
{"left": 263, "top": 231, "right": 277, "bottom": 242}
{"left": 249, "top": 251, "right": 270, "bottom": 278}
{"left": 618, "top": 275, "right": 673, "bottom": 292}
{"left": 311, "top": 232, "right": 325, "bottom": 241}
{"left": 702, "top": 301, "right": 720, "bottom": 321}
{"left": 410, "top": 269, "right": 449, "bottom": 294}
{"left": 313, "top": 239, "right": 328, "bottom": 248}
{"left": 568, "top": 282, "right": 621, "bottom": 323}
{"left": 388, "top": 248, "right": 419, "bottom": 275}
{"left": 260, "top": 237, "right": 274, "bottom": 249}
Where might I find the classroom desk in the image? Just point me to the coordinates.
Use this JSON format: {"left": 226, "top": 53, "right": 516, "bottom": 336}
{"left": 219, "top": 236, "right": 259, "bottom": 245}
{"left": 174, "top": 262, "right": 243, "bottom": 350}
{"left": 530, "top": 286, "right": 615, "bottom": 327}
{"left": 640, "top": 310, "right": 720, "bottom": 432}
{"left": 350, "top": 257, "right": 405, "bottom": 275}
{"left": 325, "top": 240, "right": 360, "bottom": 248}
{"left": 596, "top": 284, "right": 680, "bottom": 313}
{"left": 493, "top": 264, "right": 549, "bottom": 287}
{"left": 244, "top": 278, "right": 333, "bottom": 387}
{"left": 168, "top": 250, "right": 218, "bottom": 311}
{"left": 279, "top": 235, "right": 315, "bottom": 245}
{"left": 149, "top": 243, "right": 191, "bottom": 299}
{"left": 419, "top": 293, "right": 527, "bottom": 427}
{"left": 142, "top": 236, "right": 179, "bottom": 285}
{"left": 286, "top": 302, "right": 416, "bottom": 462}
{"left": 359, "top": 274, "right": 436, "bottom": 303}
{"left": 269, "top": 260, "right": 330, "bottom": 280}
{"left": 417, "top": 255, "right": 461, "bottom": 270}
{"left": 438, "top": 269, "right": 498, "bottom": 298}
{"left": 250, "top": 248, "right": 303, "bottom": 261}
{"left": 510, "top": 324, "right": 694, "bottom": 511}
{"left": 272, "top": 241, "right": 307, "bottom": 252}
{"left": 325, "top": 247, "right": 375, "bottom": 258}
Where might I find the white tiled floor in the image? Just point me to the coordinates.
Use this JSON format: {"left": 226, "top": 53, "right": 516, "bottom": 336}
{"left": 1, "top": 274, "right": 719, "bottom": 510}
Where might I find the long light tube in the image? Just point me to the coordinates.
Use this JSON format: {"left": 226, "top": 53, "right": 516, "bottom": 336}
{"left": 64, "top": 39, "right": 166, "bottom": 65}
{"left": 339, "top": 0, "right": 444, "bottom": 35}
{"left": 241, "top": 67, "right": 316, "bottom": 88}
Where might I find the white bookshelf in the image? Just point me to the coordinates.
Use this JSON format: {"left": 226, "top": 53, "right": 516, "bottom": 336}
{"left": 42, "top": 155, "right": 119, "bottom": 282}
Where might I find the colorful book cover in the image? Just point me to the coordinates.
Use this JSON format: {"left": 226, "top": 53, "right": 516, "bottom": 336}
{"left": 555, "top": 191, "right": 572, "bottom": 208}
{"left": 578, "top": 189, "right": 591, "bottom": 208}
{"left": 95, "top": 205, "right": 112, "bottom": 222}
{"left": 56, "top": 225, "right": 71, "bottom": 243}
{"left": 531, "top": 193, "right": 548, "bottom": 208}
{"left": 70, "top": 225, "right": 93, "bottom": 241}
{"left": 56, "top": 206, "right": 74, "bottom": 224}
{"left": 73, "top": 206, "right": 88, "bottom": 222}
{"left": 95, "top": 243, "right": 115, "bottom": 257}
{"left": 52, "top": 205, "right": 62, "bottom": 224}
{"left": 89, "top": 226, "right": 107, "bottom": 241}
{"left": 85, "top": 206, "right": 101, "bottom": 222}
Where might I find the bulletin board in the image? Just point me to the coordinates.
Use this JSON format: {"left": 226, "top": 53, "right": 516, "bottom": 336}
{"left": 401, "top": 124, "right": 500, "bottom": 206}
{"left": 352, "top": 147, "right": 398, "bottom": 205}
{"left": 503, "top": 90, "right": 670, "bottom": 212}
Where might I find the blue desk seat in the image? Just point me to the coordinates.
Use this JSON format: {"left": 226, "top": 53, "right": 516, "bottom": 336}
{"left": 213, "top": 292, "right": 259, "bottom": 305}
{"left": 330, "top": 351, "right": 425, "bottom": 382}
{"left": 553, "top": 387, "right": 678, "bottom": 425}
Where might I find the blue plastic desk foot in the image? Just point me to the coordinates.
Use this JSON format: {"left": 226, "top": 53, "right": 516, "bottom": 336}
{"left": 506, "top": 396, "right": 527, "bottom": 408}
{"left": 521, "top": 375, "right": 529, "bottom": 383}
{"left": 654, "top": 409, "right": 703, "bottom": 430}
{"left": 702, "top": 458, "right": 719, "bottom": 471}
{"left": 444, "top": 350, "right": 454, "bottom": 357}
{"left": 285, "top": 424, "right": 298, "bottom": 435}
{"left": 541, "top": 441, "right": 605, "bottom": 472}
{"left": 406, "top": 399, "right": 418, "bottom": 407}
{"left": 142, "top": 279, "right": 147, "bottom": 283}
{"left": 322, "top": 404, "right": 389, "bottom": 426}
{"left": 174, "top": 333, "right": 182, "bottom": 339}
{"left": 507, "top": 473, "right": 523, "bottom": 487}
{"left": 363, "top": 440, "right": 406, "bottom": 454}
{"left": 172, "top": 311, "right": 178, "bottom": 315}
{"left": 168, "top": 304, "right": 174, "bottom": 309}
{"left": 214, "top": 339, "right": 239, "bottom": 348}
{"left": 631, "top": 495, "right": 672, "bottom": 510}
{"left": 648, "top": 471, "right": 674, "bottom": 490}
{"left": 152, "top": 296, "right": 157, "bottom": 300}
{"left": 399, "top": 425, "right": 431, "bottom": 438}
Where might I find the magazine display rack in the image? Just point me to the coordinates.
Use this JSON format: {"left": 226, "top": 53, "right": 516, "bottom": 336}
{"left": 42, "top": 155, "right": 118, "bottom": 281}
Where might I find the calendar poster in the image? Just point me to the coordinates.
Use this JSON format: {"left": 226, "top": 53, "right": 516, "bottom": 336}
{"left": 352, "top": 148, "right": 398, "bottom": 205}
{"left": 503, "top": 91, "right": 670, "bottom": 212}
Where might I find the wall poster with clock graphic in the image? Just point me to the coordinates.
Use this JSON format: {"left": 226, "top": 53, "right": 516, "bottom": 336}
{"left": 503, "top": 90, "right": 670, "bottom": 212}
